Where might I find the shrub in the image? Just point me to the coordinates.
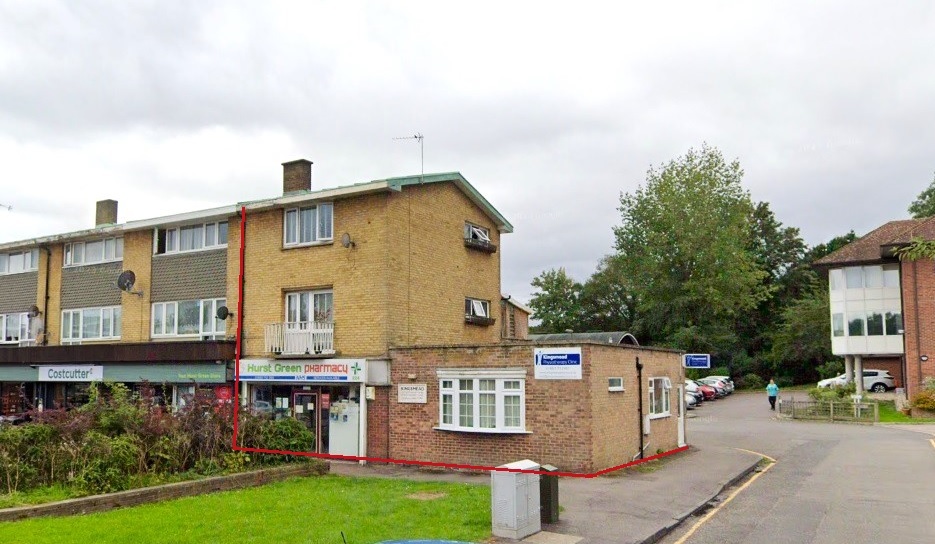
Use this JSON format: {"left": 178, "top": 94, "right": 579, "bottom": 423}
{"left": 816, "top": 360, "right": 844, "bottom": 379}
{"left": 741, "top": 373, "right": 765, "bottom": 390}
{"left": 776, "top": 376, "right": 794, "bottom": 388}
{"left": 911, "top": 389, "right": 935, "bottom": 411}
{"left": 74, "top": 432, "right": 141, "bottom": 494}
{"left": 808, "top": 382, "right": 856, "bottom": 402}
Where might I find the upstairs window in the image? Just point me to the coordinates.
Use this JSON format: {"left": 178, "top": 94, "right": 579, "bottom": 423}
{"left": 284, "top": 203, "right": 333, "bottom": 246}
{"left": 463, "top": 222, "right": 496, "bottom": 253}
{"left": 61, "top": 306, "right": 121, "bottom": 342}
{"left": 0, "top": 249, "right": 39, "bottom": 275}
{"left": 65, "top": 237, "right": 123, "bottom": 266}
{"left": 155, "top": 221, "right": 228, "bottom": 255}
{"left": 152, "top": 298, "right": 226, "bottom": 339}
{"left": 832, "top": 313, "right": 845, "bottom": 337}
{"left": 465, "top": 297, "right": 495, "bottom": 326}
{"left": 0, "top": 313, "right": 33, "bottom": 344}
{"left": 285, "top": 290, "right": 334, "bottom": 324}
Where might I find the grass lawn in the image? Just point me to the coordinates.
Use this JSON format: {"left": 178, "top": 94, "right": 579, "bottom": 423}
{"left": 877, "top": 400, "right": 935, "bottom": 424}
{"left": 0, "top": 475, "right": 491, "bottom": 544}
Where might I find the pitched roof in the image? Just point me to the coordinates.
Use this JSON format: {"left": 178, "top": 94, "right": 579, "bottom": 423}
{"left": 528, "top": 331, "right": 640, "bottom": 346}
{"left": 814, "top": 217, "right": 935, "bottom": 266}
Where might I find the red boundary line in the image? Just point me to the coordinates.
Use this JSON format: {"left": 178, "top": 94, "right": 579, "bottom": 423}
{"left": 230, "top": 204, "right": 690, "bottom": 478}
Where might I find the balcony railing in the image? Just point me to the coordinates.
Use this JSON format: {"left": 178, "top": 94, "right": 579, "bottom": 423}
{"left": 265, "top": 321, "right": 335, "bottom": 356}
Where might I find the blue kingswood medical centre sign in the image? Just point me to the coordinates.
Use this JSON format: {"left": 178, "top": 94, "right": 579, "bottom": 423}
{"left": 683, "top": 354, "right": 711, "bottom": 369}
{"left": 534, "top": 347, "right": 582, "bottom": 380}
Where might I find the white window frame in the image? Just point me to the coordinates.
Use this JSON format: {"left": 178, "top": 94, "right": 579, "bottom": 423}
{"left": 64, "top": 237, "right": 123, "bottom": 267}
{"left": 0, "top": 313, "right": 33, "bottom": 344}
{"left": 61, "top": 306, "right": 121, "bottom": 342}
{"left": 285, "top": 290, "right": 334, "bottom": 324}
{"left": 435, "top": 369, "right": 527, "bottom": 433}
{"left": 648, "top": 377, "right": 672, "bottom": 419}
{"left": 154, "top": 221, "right": 228, "bottom": 255}
{"left": 0, "top": 249, "right": 39, "bottom": 275}
{"left": 283, "top": 203, "right": 334, "bottom": 247}
{"left": 465, "top": 297, "right": 490, "bottom": 318}
{"left": 151, "top": 298, "right": 226, "bottom": 339}
{"left": 608, "top": 377, "right": 625, "bottom": 392}
{"left": 464, "top": 222, "right": 491, "bottom": 243}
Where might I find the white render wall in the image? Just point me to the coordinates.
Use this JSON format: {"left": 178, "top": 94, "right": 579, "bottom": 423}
{"left": 829, "top": 265, "right": 904, "bottom": 356}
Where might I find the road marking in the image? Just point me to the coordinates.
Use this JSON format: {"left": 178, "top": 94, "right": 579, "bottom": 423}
{"left": 671, "top": 449, "right": 776, "bottom": 544}
{"left": 930, "top": 438, "right": 935, "bottom": 451}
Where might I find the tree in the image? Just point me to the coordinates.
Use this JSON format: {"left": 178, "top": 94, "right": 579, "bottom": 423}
{"left": 528, "top": 268, "right": 582, "bottom": 333}
{"left": 908, "top": 172, "right": 935, "bottom": 218}
{"left": 613, "top": 144, "right": 770, "bottom": 354}
{"left": 766, "top": 285, "right": 834, "bottom": 384}
{"left": 804, "top": 231, "right": 857, "bottom": 263}
{"left": 577, "top": 256, "right": 637, "bottom": 334}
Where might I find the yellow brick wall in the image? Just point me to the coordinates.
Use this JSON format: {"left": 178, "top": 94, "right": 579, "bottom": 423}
{"left": 120, "top": 230, "right": 154, "bottom": 342}
{"left": 231, "top": 193, "right": 392, "bottom": 359}
{"left": 387, "top": 183, "right": 502, "bottom": 347}
{"left": 36, "top": 247, "right": 59, "bottom": 345}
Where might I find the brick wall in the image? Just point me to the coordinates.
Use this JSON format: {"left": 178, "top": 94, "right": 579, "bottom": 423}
{"left": 863, "top": 356, "right": 903, "bottom": 388}
{"left": 367, "top": 386, "right": 390, "bottom": 459}
{"left": 899, "top": 260, "right": 935, "bottom": 398}
{"left": 386, "top": 342, "right": 683, "bottom": 473}
{"left": 120, "top": 230, "right": 154, "bottom": 343}
{"left": 42, "top": 245, "right": 63, "bottom": 345}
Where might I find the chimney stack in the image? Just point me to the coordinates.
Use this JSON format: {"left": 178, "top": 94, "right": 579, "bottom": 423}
{"left": 95, "top": 199, "right": 118, "bottom": 226}
{"left": 282, "top": 159, "right": 312, "bottom": 194}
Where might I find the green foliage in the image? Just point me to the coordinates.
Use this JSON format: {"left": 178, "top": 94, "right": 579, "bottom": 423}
{"left": 894, "top": 237, "right": 935, "bottom": 262}
{"left": 908, "top": 172, "right": 935, "bottom": 218}
{"left": 613, "top": 143, "right": 769, "bottom": 352}
{"left": 808, "top": 382, "right": 856, "bottom": 401}
{"left": 816, "top": 360, "right": 844, "bottom": 379}
{"left": 766, "top": 287, "right": 832, "bottom": 384}
{"left": 911, "top": 389, "right": 935, "bottom": 411}
{"left": 740, "top": 373, "right": 765, "bottom": 390}
{"left": 577, "top": 256, "right": 637, "bottom": 333}
{"left": 74, "top": 432, "right": 141, "bottom": 494}
{"left": 528, "top": 268, "right": 582, "bottom": 333}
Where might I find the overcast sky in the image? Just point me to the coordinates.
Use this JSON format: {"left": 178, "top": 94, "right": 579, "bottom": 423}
{"left": 1, "top": 1, "right": 934, "bottom": 303}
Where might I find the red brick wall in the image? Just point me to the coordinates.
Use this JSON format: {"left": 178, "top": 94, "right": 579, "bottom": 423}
{"left": 367, "top": 386, "right": 390, "bottom": 459}
{"left": 387, "top": 342, "right": 682, "bottom": 473}
{"left": 899, "top": 260, "right": 935, "bottom": 398}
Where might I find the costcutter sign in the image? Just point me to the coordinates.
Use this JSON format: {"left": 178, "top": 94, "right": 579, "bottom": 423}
{"left": 39, "top": 365, "right": 103, "bottom": 382}
{"left": 238, "top": 359, "right": 366, "bottom": 382}
{"left": 534, "top": 347, "right": 583, "bottom": 380}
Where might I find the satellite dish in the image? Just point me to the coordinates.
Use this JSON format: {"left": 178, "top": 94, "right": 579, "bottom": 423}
{"left": 341, "top": 232, "right": 355, "bottom": 248}
{"left": 117, "top": 270, "right": 136, "bottom": 291}
{"left": 27, "top": 305, "right": 41, "bottom": 318}
{"left": 116, "top": 270, "right": 143, "bottom": 296}
{"left": 216, "top": 306, "right": 231, "bottom": 320}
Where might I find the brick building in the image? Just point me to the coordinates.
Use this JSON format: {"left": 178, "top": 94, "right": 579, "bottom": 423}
{"left": 1, "top": 158, "right": 684, "bottom": 470}
{"left": 816, "top": 218, "right": 935, "bottom": 400}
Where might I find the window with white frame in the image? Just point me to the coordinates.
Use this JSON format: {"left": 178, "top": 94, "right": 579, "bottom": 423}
{"left": 464, "top": 222, "right": 491, "bottom": 243}
{"left": 845, "top": 267, "right": 863, "bottom": 288}
{"left": 882, "top": 265, "right": 900, "bottom": 288}
{"left": 285, "top": 290, "right": 333, "bottom": 324}
{"left": 832, "top": 313, "right": 845, "bottom": 337}
{"left": 437, "top": 370, "right": 525, "bottom": 432}
{"left": 847, "top": 312, "right": 865, "bottom": 336}
{"left": 0, "top": 249, "right": 39, "bottom": 275}
{"left": 829, "top": 269, "right": 844, "bottom": 291}
{"left": 64, "top": 237, "right": 123, "bottom": 266}
{"left": 154, "top": 221, "right": 228, "bottom": 255}
{"left": 284, "top": 203, "right": 333, "bottom": 246}
{"left": 152, "top": 298, "right": 226, "bottom": 338}
{"left": 0, "top": 313, "right": 33, "bottom": 344}
{"left": 61, "top": 306, "right": 121, "bottom": 342}
{"left": 465, "top": 298, "right": 490, "bottom": 318}
{"left": 648, "top": 377, "right": 671, "bottom": 418}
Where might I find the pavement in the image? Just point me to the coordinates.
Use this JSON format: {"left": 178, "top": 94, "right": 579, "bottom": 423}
{"left": 329, "top": 397, "right": 762, "bottom": 544}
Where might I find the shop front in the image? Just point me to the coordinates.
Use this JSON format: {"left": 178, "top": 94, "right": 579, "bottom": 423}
{"left": 0, "top": 362, "right": 230, "bottom": 413}
{"left": 238, "top": 358, "right": 368, "bottom": 457}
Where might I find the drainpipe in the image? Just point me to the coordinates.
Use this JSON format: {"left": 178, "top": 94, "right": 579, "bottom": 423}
{"left": 898, "top": 260, "right": 908, "bottom": 392}
{"left": 41, "top": 246, "right": 51, "bottom": 345}
{"left": 914, "top": 260, "right": 922, "bottom": 396}
{"left": 636, "top": 357, "right": 644, "bottom": 460}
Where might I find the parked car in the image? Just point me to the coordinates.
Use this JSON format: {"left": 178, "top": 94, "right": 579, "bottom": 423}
{"left": 693, "top": 381, "right": 717, "bottom": 401}
{"left": 698, "top": 378, "right": 729, "bottom": 397}
{"left": 685, "top": 393, "right": 697, "bottom": 409}
{"left": 817, "top": 370, "right": 895, "bottom": 392}
{"left": 684, "top": 380, "right": 704, "bottom": 403}
{"left": 705, "top": 375, "right": 734, "bottom": 394}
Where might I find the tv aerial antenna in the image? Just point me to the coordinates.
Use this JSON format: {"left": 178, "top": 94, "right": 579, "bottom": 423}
{"left": 393, "top": 133, "right": 424, "bottom": 183}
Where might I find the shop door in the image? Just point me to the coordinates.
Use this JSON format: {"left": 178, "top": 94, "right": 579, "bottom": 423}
{"left": 292, "top": 392, "right": 320, "bottom": 452}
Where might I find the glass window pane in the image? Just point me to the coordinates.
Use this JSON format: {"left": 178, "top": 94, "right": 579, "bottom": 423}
{"left": 299, "top": 293, "right": 310, "bottom": 322}
{"left": 153, "top": 304, "right": 164, "bottom": 335}
{"left": 459, "top": 392, "right": 473, "bottom": 427}
{"left": 178, "top": 301, "right": 200, "bottom": 334}
{"left": 82, "top": 309, "right": 101, "bottom": 339}
{"left": 9, "top": 253, "right": 24, "bottom": 273}
{"left": 166, "top": 303, "right": 177, "bottom": 334}
{"left": 848, "top": 314, "right": 865, "bottom": 336}
{"left": 102, "top": 308, "right": 112, "bottom": 337}
{"left": 166, "top": 230, "right": 177, "bottom": 252}
{"left": 202, "top": 300, "right": 213, "bottom": 333}
{"left": 29, "top": 249, "right": 39, "bottom": 269}
{"left": 885, "top": 311, "right": 903, "bottom": 335}
{"left": 442, "top": 393, "right": 453, "bottom": 425}
{"left": 286, "top": 294, "right": 298, "bottom": 323}
{"left": 113, "top": 307, "right": 121, "bottom": 337}
{"left": 85, "top": 241, "right": 104, "bottom": 263}
{"left": 180, "top": 227, "right": 194, "bottom": 251}
{"left": 73, "top": 244, "right": 84, "bottom": 264}
{"left": 318, "top": 204, "right": 333, "bottom": 239}
{"left": 459, "top": 380, "right": 473, "bottom": 391}
{"left": 314, "top": 292, "right": 333, "bottom": 322}
{"left": 285, "top": 210, "right": 297, "bottom": 244}
{"left": 479, "top": 393, "right": 496, "bottom": 428}
{"left": 4, "top": 316, "right": 17, "bottom": 341}
{"left": 62, "top": 312, "right": 71, "bottom": 339}
{"left": 867, "top": 313, "right": 883, "bottom": 335}
{"left": 471, "top": 299, "right": 487, "bottom": 317}
{"left": 504, "top": 395, "right": 521, "bottom": 428}
{"left": 215, "top": 299, "right": 226, "bottom": 333}
{"left": 832, "top": 313, "right": 845, "bottom": 337}
{"left": 864, "top": 266, "right": 883, "bottom": 288}
{"left": 218, "top": 222, "right": 228, "bottom": 245}
{"left": 441, "top": 380, "right": 453, "bottom": 389}
{"left": 653, "top": 380, "right": 665, "bottom": 413}
{"left": 205, "top": 223, "right": 216, "bottom": 247}
{"left": 883, "top": 266, "right": 899, "bottom": 288}
{"left": 104, "top": 238, "right": 116, "bottom": 260}
{"left": 845, "top": 267, "right": 863, "bottom": 288}
{"left": 0, "top": 254, "right": 8, "bottom": 273}
{"left": 116, "top": 237, "right": 124, "bottom": 259}
{"left": 300, "top": 207, "right": 315, "bottom": 242}
{"left": 504, "top": 380, "right": 521, "bottom": 390}
{"left": 71, "top": 311, "right": 81, "bottom": 338}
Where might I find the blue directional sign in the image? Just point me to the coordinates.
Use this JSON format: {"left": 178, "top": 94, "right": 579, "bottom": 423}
{"left": 683, "top": 353, "right": 711, "bottom": 369}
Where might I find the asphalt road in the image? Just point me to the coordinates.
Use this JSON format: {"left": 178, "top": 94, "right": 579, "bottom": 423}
{"left": 661, "top": 391, "right": 935, "bottom": 544}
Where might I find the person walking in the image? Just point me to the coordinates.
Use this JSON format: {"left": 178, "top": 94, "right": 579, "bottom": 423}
{"left": 766, "top": 379, "right": 779, "bottom": 411}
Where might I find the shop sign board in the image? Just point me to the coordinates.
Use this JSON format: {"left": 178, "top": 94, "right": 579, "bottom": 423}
{"left": 39, "top": 365, "right": 103, "bottom": 382}
{"left": 238, "top": 359, "right": 366, "bottom": 382}
{"left": 398, "top": 384, "right": 427, "bottom": 403}
{"left": 683, "top": 354, "right": 711, "bottom": 369}
{"left": 534, "top": 347, "right": 582, "bottom": 380}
